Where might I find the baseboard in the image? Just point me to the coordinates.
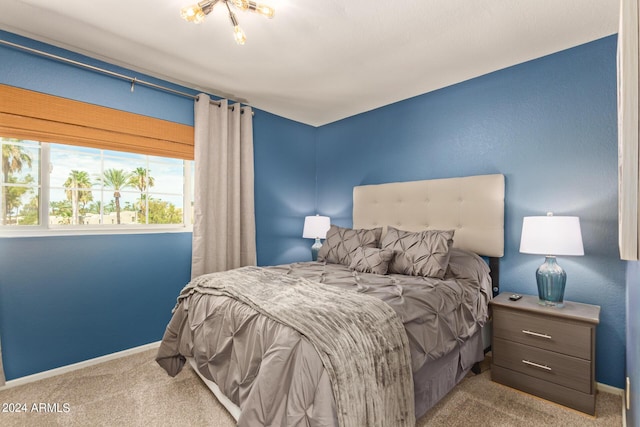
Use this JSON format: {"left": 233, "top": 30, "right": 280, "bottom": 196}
{"left": 0, "top": 341, "right": 161, "bottom": 391}
{"left": 597, "top": 382, "right": 624, "bottom": 396}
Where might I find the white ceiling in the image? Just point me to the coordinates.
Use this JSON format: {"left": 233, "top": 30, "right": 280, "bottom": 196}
{"left": 0, "top": 0, "right": 620, "bottom": 126}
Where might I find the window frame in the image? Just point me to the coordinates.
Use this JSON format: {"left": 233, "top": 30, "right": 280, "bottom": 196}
{"left": 1, "top": 139, "right": 193, "bottom": 238}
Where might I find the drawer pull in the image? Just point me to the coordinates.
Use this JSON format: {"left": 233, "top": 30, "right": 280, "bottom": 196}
{"left": 522, "top": 329, "right": 552, "bottom": 339}
{"left": 522, "top": 359, "right": 552, "bottom": 371}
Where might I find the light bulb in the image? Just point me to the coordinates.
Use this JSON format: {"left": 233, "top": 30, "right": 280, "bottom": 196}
{"left": 180, "top": 4, "right": 203, "bottom": 22}
{"left": 234, "top": 25, "right": 247, "bottom": 44}
{"left": 234, "top": 0, "right": 274, "bottom": 18}
{"left": 193, "top": 10, "right": 206, "bottom": 23}
{"left": 231, "top": 0, "right": 249, "bottom": 10}
{"left": 255, "top": 3, "right": 274, "bottom": 18}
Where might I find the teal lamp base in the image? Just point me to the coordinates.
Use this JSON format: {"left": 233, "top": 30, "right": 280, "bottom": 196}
{"left": 311, "top": 238, "right": 322, "bottom": 261}
{"left": 536, "top": 256, "right": 567, "bottom": 308}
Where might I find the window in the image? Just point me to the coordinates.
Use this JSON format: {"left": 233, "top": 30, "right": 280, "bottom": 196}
{"left": 1, "top": 139, "right": 40, "bottom": 226}
{"left": 1, "top": 137, "right": 193, "bottom": 234}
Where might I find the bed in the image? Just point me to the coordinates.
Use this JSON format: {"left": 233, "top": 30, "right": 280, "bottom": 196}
{"left": 156, "top": 173, "right": 505, "bottom": 426}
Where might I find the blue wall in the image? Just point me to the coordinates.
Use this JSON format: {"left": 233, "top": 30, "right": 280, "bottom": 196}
{"left": 0, "top": 32, "right": 196, "bottom": 125}
{"left": 0, "top": 234, "right": 192, "bottom": 379}
{"left": 628, "top": 261, "right": 640, "bottom": 426}
{"left": 316, "top": 35, "right": 625, "bottom": 388}
{"left": 253, "top": 111, "right": 317, "bottom": 266}
{"left": 0, "top": 31, "right": 316, "bottom": 379}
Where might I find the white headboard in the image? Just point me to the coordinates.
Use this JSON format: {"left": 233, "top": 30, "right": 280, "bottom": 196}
{"left": 352, "top": 174, "right": 505, "bottom": 258}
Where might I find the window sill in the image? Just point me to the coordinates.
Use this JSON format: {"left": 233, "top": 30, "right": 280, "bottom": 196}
{"left": 0, "top": 225, "right": 193, "bottom": 238}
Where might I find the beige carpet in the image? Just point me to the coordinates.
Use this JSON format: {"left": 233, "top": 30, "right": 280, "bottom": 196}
{"left": 0, "top": 348, "right": 622, "bottom": 426}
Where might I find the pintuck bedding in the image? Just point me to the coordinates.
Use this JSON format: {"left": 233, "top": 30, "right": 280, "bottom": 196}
{"left": 156, "top": 246, "right": 493, "bottom": 426}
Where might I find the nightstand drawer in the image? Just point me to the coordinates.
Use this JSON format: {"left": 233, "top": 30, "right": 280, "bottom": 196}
{"left": 492, "top": 366, "right": 596, "bottom": 415}
{"left": 493, "top": 309, "right": 592, "bottom": 359}
{"left": 493, "top": 338, "right": 592, "bottom": 393}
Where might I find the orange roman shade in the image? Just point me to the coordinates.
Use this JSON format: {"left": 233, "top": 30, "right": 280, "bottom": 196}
{"left": 0, "top": 84, "right": 194, "bottom": 160}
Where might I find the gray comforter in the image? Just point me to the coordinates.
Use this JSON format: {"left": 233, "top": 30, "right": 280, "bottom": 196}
{"left": 156, "top": 248, "right": 492, "bottom": 426}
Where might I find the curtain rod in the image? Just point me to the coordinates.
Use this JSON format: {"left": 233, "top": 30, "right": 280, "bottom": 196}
{"left": 0, "top": 38, "right": 251, "bottom": 112}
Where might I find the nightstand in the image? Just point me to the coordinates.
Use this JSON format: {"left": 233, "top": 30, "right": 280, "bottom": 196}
{"left": 490, "top": 293, "right": 600, "bottom": 415}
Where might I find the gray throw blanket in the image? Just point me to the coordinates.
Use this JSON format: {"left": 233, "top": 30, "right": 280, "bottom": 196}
{"left": 180, "top": 266, "right": 416, "bottom": 427}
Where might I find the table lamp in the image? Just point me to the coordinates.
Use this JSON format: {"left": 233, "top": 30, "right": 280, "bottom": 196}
{"left": 519, "top": 212, "right": 584, "bottom": 308}
{"left": 303, "top": 215, "right": 330, "bottom": 261}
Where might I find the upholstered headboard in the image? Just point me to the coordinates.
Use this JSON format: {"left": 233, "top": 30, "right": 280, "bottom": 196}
{"left": 352, "top": 174, "right": 505, "bottom": 258}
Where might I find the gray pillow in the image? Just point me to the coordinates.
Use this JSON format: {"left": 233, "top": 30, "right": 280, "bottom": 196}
{"left": 318, "top": 225, "right": 382, "bottom": 266}
{"left": 349, "top": 247, "right": 394, "bottom": 275}
{"left": 381, "top": 227, "right": 455, "bottom": 278}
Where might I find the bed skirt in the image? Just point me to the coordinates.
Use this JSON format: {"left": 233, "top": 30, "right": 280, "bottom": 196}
{"left": 188, "top": 357, "right": 241, "bottom": 421}
{"left": 413, "top": 328, "right": 484, "bottom": 418}
{"left": 187, "top": 327, "right": 484, "bottom": 422}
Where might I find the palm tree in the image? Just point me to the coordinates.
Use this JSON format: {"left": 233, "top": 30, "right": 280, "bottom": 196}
{"left": 128, "top": 167, "right": 155, "bottom": 222}
{"left": 2, "top": 141, "right": 33, "bottom": 224}
{"left": 4, "top": 175, "right": 33, "bottom": 224}
{"left": 87, "top": 201, "right": 103, "bottom": 215}
{"left": 99, "top": 168, "right": 132, "bottom": 224}
{"left": 63, "top": 170, "right": 93, "bottom": 225}
{"left": 2, "top": 141, "right": 32, "bottom": 184}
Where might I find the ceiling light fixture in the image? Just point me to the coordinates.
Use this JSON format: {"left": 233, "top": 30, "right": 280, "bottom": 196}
{"left": 180, "top": 0, "right": 275, "bottom": 45}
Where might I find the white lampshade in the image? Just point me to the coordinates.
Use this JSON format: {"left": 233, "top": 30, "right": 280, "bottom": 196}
{"left": 519, "top": 213, "right": 584, "bottom": 256}
{"left": 303, "top": 215, "right": 330, "bottom": 239}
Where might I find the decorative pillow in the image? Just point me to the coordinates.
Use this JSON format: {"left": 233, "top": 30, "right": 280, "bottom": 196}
{"left": 381, "top": 227, "right": 455, "bottom": 278}
{"left": 349, "top": 247, "right": 394, "bottom": 275}
{"left": 317, "top": 225, "right": 382, "bottom": 266}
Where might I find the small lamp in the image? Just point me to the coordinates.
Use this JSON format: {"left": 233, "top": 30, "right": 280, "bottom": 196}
{"left": 519, "top": 212, "right": 584, "bottom": 308}
{"left": 303, "top": 215, "right": 330, "bottom": 261}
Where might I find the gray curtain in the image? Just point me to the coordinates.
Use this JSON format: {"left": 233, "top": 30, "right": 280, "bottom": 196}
{"left": 191, "top": 94, "right": 256, "bottom": 278}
